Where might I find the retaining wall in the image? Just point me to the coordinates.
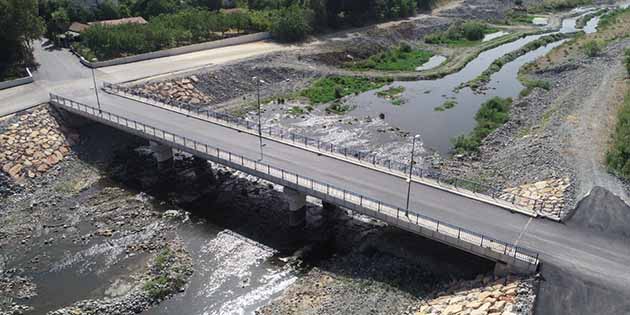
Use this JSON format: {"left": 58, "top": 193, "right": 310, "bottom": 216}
{"left": 77, "top": 32, "right": 271, "bottom": 68}
{"left": 0, "top": 68, "right": 33, "bottom": 90}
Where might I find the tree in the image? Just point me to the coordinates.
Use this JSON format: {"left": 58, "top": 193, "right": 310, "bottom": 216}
{"left": 194, "top": 0, "right": 222, "bottom": 11}
{"left": 0, "top": 0, "right": 44, "bottom": 78}
{"left": 270, "top": 4, "right": 313, "bottom": 42}
{"left": 132, "top": 0, "right": 181, "bottom": 18}
{"left": 49, "top": 8, "right": 70, "bottom": 38}
{"left": 95, "top": 0, "right": 122, "bottom": 20}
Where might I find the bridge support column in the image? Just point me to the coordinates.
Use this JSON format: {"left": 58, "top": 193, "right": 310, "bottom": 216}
{"left": 284, "top": 187, "right": 306, "bottom": 228}
{"left": 150, "top": 141, "right": 173, "bottom": 169}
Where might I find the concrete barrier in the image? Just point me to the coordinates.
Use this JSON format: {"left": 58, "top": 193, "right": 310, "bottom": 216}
{"left": 0, "top": 68, "right": 33, "bottom": 90}
{"left": 77, "top": 32, "right": 271, "bottom": 68}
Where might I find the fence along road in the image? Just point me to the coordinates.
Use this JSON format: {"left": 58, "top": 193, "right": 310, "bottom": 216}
{"left": 50, "top": 94, "right": 539, "bottom": 272}
{"left": 49, "top": 92, "right": 630, "bottom": 289}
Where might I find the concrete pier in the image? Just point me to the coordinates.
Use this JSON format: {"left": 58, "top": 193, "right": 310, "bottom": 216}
{"left": 283, "top": 187, "right": 306, "bottom": 228}
{"left": 149, "top": 141, "right": 173, "bottom": 168}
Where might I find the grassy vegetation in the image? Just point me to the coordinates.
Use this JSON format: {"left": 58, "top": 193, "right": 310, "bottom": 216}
{"left": 520, "top": 79, "right": 551, "bottom": 97}
{"left": 452, "top": 97, "right": 512, "bottom": 153}
{"left": 346, "top": 44, "right": 433, "bottom": 71}
{"left": 143, "top": 248, "right": 187, "bottom": 300}
{"left": 606, "top": 90, "right": 630, "bottom": 179}
{"left": 376, "top": 86, "right": 405, "bottom": 98}
{"left": 464, "top": 33, "right": 568, "bottom": 91}
{"left": 424, "top": 21, "right": 497, "bottom": 46}
{"left": 581, "top": 39, "right": 604, "bottom": 57}
{"left": 377, "top": 86, "right": 406, "bottom": 106}
{"left": 300, "top": 76, "right": 392, "bottom": 104}
{"left": 434, "top": 100, "right": 457, "bottom": 111}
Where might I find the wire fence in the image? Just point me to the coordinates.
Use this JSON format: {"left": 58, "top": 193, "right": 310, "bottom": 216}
{"left": 50, "top": 93, "right": 540, "bottom": 269}
{"left": 103, "top": 82, "right": 565, "bottom": 218}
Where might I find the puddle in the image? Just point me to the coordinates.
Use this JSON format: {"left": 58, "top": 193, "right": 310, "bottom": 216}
{"left": 416, "top": 55, "right": 447, "bottom": 71}
{"left": 532, "top": 17, "right": 549, "bottom": 25}
{"left": 483, "top": 31, "right": 509, "bottom": 42}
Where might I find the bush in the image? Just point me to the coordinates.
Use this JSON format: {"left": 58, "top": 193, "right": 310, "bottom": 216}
{"left": 270, "top": 5, "right": 313, "bottom": 42}
{"left": 452, "top": 97, "right": 512, "bottom": 153}
{"left": 424, "top": 21, "right": 493, "bottom": 45}
{"left": 461, "top": 21, "right": 486, "bottom": 41}
{"left": 582, "top": 40, "right": 604, "bottom": 57}
{"left": 606, "top": 91, "right": 630, "bottom": 178}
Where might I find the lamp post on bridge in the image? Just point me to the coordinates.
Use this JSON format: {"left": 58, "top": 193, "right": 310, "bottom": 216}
{"left": 91, "top": 68, "right": 102, "bottom": 114}
{"left": 252, "top": 76, "right": 265, "bottom": 161}
{"left": 405, "top": 134, "right": 421, "bottom": 216}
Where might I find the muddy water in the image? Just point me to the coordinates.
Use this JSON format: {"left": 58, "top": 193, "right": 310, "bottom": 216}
{"left": 348, "top": 13, "right": 600, "bottom": 155}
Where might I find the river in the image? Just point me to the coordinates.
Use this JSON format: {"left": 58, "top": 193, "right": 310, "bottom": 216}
{"left": 349, "top": 10, "right": 602, "bottom": 154}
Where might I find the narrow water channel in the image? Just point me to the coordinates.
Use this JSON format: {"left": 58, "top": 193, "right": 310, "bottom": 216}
{"left": 349, "top": 11, "right": 601, "bottom": 155}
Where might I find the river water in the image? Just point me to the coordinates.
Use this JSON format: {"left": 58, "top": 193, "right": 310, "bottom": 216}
{"left": 348, "top": 11, "right": 601, "bottom": 155}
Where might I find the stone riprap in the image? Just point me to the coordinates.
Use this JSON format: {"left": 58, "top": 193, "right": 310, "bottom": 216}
{"left": 0, "top": 107, "right": 78, "bottom": 181}
{"left": 413, "top": 276, "right": 537, "bottom": 315}
{"left": 499, "top": 177, "right": 570, "bottom": 218}
{"left": 136, "top": 76, "right": 211, "bottom": 106}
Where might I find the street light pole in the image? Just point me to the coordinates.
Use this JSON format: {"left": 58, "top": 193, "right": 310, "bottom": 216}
{"left": 91, "top": 68, "right": 102, "bottom": 114}
{"left": 405, "top": 134, "right": 421, "bottom": 215}
{"left": 253, "top": 77, "right": 264, "bottom": 161}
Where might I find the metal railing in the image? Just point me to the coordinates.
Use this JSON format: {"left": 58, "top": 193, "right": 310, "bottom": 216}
{"left": 50, "top": 93, "right": 540, "bottom": 268}
{"left": 102, "top": 82, "right": 564, "bottom": 218}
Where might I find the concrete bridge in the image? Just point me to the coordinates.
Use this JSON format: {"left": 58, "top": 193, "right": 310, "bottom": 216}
{"left": 50, "top": 92, "right": 545, "bottom": 274}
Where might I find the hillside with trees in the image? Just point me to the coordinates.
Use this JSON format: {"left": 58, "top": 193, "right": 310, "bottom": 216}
{"left": 40, "top": 0, "right": 437, "bottom": 61}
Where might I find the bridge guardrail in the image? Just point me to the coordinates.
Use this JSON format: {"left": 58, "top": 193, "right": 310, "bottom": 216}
{"left": 50, "top": 93, "right": 540, "bottom": 269}
{"left": 102, "top": 82, "right": 564, "bottom": 219}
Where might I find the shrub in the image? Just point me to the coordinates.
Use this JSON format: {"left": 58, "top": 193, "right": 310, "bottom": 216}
{"left": 581, "top": 40, "right": 604, "bottom": 57}
{"left": 452, "top": 97, "right": 512, "bottom": 153}
{"left": 461, "top": 21, "right": 486, "bottom": 41}
{"left": 424, "top": 21, "right": 493, "bottom": 45}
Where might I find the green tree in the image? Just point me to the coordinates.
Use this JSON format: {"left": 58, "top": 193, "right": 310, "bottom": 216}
{"left": 49, "top": 8, "right": 70, "bottom": 38}
{"left": 95, "top": 0, "right": 122, "bottom": 20}
{"left": 194, "top": 0, "right": 222, "bottom": 11}
{"left": 0, "top": 0, "right": 44, "bottom": 79}
{"left": 270, "top": 4, "right": 313, "bottom": 42}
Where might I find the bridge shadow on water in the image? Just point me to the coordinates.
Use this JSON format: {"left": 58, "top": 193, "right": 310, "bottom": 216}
{"left": 62, "top": 112, "right": 499, "bottom": 311}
